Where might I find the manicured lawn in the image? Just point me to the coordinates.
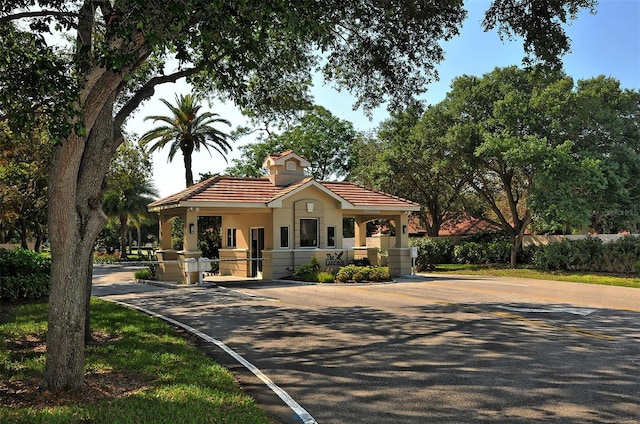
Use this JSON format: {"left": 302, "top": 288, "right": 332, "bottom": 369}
{"left": 430, "top": 264, "right": 640, "bottom": 289}
{"left": 0, "top": 299, "right": 272, "bottom": 424}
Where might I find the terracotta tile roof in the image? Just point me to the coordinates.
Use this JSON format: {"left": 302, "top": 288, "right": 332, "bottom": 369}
{"left": 148, "top": 176, "right": 282, "bottom": 208}
{"left": 319, "top": 181, "right": 420, "bottom": 208}
{"left": 149, "top": 176, "right": 420, "bottom": 210}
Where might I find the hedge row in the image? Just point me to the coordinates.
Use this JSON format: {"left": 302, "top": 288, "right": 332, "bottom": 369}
{"left": 533, "top": 235, "right": 640, "bottom": 273}
{"left": 410, "top": 234, "right": 640, "bottom": 274}
{"left": 0, "top": 248, "right": 51, "bottom": 302}
{"left": 410, "top": 237, "right": 527, "bottom": 269}
{"left": 335, "top": 265, "right": 390, "bottom": 283}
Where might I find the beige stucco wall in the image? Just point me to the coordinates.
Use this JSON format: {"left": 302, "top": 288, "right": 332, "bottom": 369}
{"left": 221, "top": 212, "right": 273, "bottom": 250}
{"left": 274, "top": 185, "right": 344, "bottom": 250}
{"left": 219, "top": 248, "right": 249, "bottom": 276}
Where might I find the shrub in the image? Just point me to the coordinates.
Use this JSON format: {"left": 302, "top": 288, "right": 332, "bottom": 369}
{"left": 293, "top": 257, "right": 320, "bottom": 282}
{"left": 317, "top": 271, "right": 335, "bottom": 283}
{"left": 532, "top": 236, "right": 640, "bottom": 274}
{"left": 335, "top": 265, "right": 390, "bottom": 283}
{"left": 410, "top": 237, "right": 455, "bottom": 270}
{"left": 0, "top": 274, "right": 50, "bottom": 301}
{"left": 335, "top": 264, "right": 358, "bottom": 282}
{"left": 453, "top": 241, "right": 511, "bottom": 264}
{"left": 0, "top": 248, "right": 51, "bottom": 277}
{"left": 134, "top": 269, "right": 152, "bottom": 280}
{"left": 602, "top": 235, "right": 640, "bottom": 273}
{"left": 0, "top": 248, "right": 51, "bottom": 301}
{"left": 367, "top": 266, "right": 391, "bottom": 282}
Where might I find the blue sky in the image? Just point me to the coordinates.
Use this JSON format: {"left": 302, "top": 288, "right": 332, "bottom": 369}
{"left": 128, "top": 0, "right": 640, "bottom": 198}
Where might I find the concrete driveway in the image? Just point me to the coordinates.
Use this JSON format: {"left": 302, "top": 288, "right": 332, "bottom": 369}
{"left": 92, "top": 269, "right": 640, "bottom": 423}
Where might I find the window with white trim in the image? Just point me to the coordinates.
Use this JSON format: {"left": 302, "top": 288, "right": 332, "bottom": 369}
{"left": 226, "top": 228, "right": 237, "bottom": 247}
{"left": 280, "top": 226, "right": 289, "bottom": 248}
{"left": 327, "top": 226, "right": 336, "bottom": 248}
{"left": 300, "top": 219, "right": 318, "bottom": 247}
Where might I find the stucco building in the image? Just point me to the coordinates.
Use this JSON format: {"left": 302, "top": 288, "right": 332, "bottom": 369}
{"left": 148, "top": 151, "right": 420, "bottom": 283}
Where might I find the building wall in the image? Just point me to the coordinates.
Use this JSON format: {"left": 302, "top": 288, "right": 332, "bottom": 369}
{"left": 274, "top": 186, "right": 344, "bottom": 250}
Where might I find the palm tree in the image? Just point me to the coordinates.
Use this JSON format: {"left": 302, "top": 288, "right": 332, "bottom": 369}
{"left": 139, "top": 94, "right": 233, "bottom": 187}
{"left": 103, "top": 178, "right": 158, "bottom": 260}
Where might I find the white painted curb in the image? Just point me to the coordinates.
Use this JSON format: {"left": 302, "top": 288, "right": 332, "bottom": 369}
{"left": 107, "top": 299, "right": 317, "bottom": 424}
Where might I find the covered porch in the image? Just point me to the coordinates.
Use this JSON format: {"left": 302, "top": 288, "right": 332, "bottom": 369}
{"left": 151, "top": 205, "right": 414, "bottom": 285}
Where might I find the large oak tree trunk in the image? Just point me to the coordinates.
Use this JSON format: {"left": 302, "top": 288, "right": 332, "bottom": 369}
{"left": 42, "top": 71, "right": 122, "bottom": 390}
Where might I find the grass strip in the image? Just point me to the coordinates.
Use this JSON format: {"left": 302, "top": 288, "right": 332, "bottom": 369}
{"left": 431, "top": 264, "right": 640, "bottom": 288}
{"left": 0, "top": 299, "right": 272, "bottom": 424}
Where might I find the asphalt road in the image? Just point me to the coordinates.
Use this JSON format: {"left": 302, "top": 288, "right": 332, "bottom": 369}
{"left": 92, "top": 268, "right": 640, "bottom": 423}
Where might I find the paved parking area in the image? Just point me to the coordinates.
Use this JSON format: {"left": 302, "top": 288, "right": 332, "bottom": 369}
{"left": 93, "top": 271, "right": 640, "bottom": 423}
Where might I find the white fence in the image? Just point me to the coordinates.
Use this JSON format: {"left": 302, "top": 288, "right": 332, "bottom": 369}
{"left": 96, "top": 257, "right": 267, "bottom": 285}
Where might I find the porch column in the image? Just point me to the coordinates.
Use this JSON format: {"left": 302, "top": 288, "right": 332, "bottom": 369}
{"left": 175, "top": 208, "right": 201, "bottom": 285}
{"left": 159, "top": 213, "right": 173, "bottom": 250}
{"left": 394, "top": 213, "right": 409, "bottom": 248}
{"left": 388, "top": 213, "right": 411, "bottom": 276}
{"left": 354, "top": 217, "right": 367, "bottom": 247}
{"left": 156, "top": 213, "right": 179, "bottom": 282}
{"left": 183, "top": 208, "right": 198, "bottom": 251}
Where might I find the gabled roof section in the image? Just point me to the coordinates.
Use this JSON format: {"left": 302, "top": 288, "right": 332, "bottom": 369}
{"left": 147, "top": 177, "right": 215, "bottom": 209}
{"left": 148, "top": 176, "right": 420, "bottom": 212}
{"left": 320, "top": 181, "right": 420, "bottom": 210}
{"left": 266, "top": 178, "right": 352, "bottom": 208}
{"left": 148, "top": 176, "right": 284, "bottom": 210}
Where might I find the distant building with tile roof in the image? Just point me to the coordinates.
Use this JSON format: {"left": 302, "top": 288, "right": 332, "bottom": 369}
{"left": 148, "top": 152, "right": 420, "bottom": 283}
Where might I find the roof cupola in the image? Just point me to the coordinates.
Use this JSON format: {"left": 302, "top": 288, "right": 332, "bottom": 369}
{"left": 262, "top": 151, "right": 311, "bottom": 186}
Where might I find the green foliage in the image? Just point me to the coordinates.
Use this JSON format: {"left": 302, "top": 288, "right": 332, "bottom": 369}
{"left": 601, "top": 236, "right": 640, "bottom": 273}
{"left": 335, "top": 265, "right": 390, "bottom": 283}
{"left": 198, "top": 216, "right": 221, "bottom": 259}
{"left": 410, "top": 238, "right": 455, "bottom": 269}
{"left": 0, "top": 118, "right": 51, "bottom": 250}
{"left": 0, "top": 300, "right": 271, "bottom": 423}
{"left": 453, "top": 241, "right": 512, "bottom": 264}
{"left": 103, "top": 140, "right": 158, "bottom": 259}
{"left": 134, "top": 269, "right": 152, "bottom": 280}
{"left": 140, "top": 94, "right": 233, "bottom": 186}
{"left": 226, "top": 106, "right": 359, "bottom": 180}
{"left": 0, "top": 248, "right": 50, "bottom": 276}
{"left": 533, "top": 236, "right": 640, "bottom": 274}
{"left": 293, "top": 257, "right": 320, "bottom": 282}
{"left": 172, "top": 217, "right": 185, "bottom": 250}
{"left": 482, "top": 0, "right": 597, "bottom": 69}
{"left": 411, "top": 236, "right": 529, "bottom": 269}
{"left": 0, "top": 248, "right": 51, "bottom": 301}
{"left": 317, "top": 271, "right": 336, "bottom": 283}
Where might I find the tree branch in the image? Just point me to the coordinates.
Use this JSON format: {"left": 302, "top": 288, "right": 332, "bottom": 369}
{"left": 113, "top": 66, "right": 201, "bottom": 132}
{"left": 0, "top": 11, "right": 78, "bottom": 25}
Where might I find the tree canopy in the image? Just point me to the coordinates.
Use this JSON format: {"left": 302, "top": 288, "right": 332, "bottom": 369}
{"left": 352, "top": 66, "right": 638, "bottom": 267}
{"left": 227, "top": 106, "right": 358, "bottom": 180}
